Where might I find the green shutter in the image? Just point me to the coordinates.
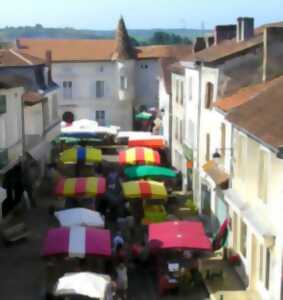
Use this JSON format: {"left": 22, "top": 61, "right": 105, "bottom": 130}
{"left": 0, "top": 95, "right": 7, "bottom": 114}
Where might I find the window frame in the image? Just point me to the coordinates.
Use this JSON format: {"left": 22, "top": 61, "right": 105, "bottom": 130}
{"left": 258, "top": 147, "right": 270, "bottom": 204}
{"left": 205, "top": 82, "right": 214, "bottom": 109}
{"left": 62, "top": 81, "right": 72, "bottom": 99}
{"left": 120, "top": 76, "right": 128, "bottom": 90}
{"left": 205, "top": 133, "right": 210, "bottom": 161}
{"left": 239, "top": 220, "right": 247, "bottom": 258}
{"left": 95, "top": 80, "right": 105, "bottom": 98}
{"left": 0, "top": 95, "right": 7, "bottom": 114}
{"left": 258, "top": 244, "right": 271, "bottom": 291}
{"left": 188, "top": 77, "right": 193, "bottom": 101}
{"left": 95, "top": 110, "right": 106, "bottom": 126}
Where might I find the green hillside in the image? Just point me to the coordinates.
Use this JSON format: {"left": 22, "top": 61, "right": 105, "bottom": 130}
{"left": 0, "top": 24, "right": 212, "bottom": 44}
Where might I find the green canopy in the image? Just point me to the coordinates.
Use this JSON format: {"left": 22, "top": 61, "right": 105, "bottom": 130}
{"left": 135, "top": 111, "right": 152, "bottom": 121}
{"left": 52, "top": 136, "right": 103, "bottom": 145}
{"left": 124, "top": 165, "right": 177, "bottom": 180}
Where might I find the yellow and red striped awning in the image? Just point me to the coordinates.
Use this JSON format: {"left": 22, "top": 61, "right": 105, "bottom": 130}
{"left": 122, "top": 180, "right": 167, "bottom": 200}
{"left": 119, "top": 147, "right": 160, "bottom": 165}
{"left": 55, "top": 177, "right": 106, "bottom": 198}
{"left": 60, "top": 147, "right": 102, "bottom": 164}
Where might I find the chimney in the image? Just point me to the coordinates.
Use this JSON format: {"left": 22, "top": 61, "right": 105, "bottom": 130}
{"left": 237, "top": 17, "right": 254, "bottom": 42}
{"left": 193, "top": 37, "right": 206, "bottom": 53}
{"left": 214, "top": 25, "right": 237, "bottom": 45}
{"left": 205, "top": 36, "right": 215, "bottom": 48}
{"left": 45, "top": 50, "right": 52, "bottom": 84}
{"left": 263, "top": 27, "right": 283, "bottom": 82}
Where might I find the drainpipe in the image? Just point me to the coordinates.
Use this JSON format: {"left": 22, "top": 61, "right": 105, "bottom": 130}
{"left": 21, "top": 92, "right": 26, "bottom": 157}
{"left": 195, "top": 62, "right": 202, "bottom": 212}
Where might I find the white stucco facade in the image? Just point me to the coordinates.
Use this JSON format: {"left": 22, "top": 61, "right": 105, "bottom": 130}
{"left": 52, "top": 58, "right": 161, "bottom": 130}
{"left": 0, "top": 87, "right": 23, "bottom": 169}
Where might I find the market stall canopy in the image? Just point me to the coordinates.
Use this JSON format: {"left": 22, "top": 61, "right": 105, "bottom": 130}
{"left": 42, "top": 226, "right": 111, "bottom": 257}
{"left": 124, "top": 165, "right": 176, "bottom": 180}
{"left": 117, "top": 131, "right": 152, "bottom": 139}
{"left": 203, "top": 160, "right": 230, "bottom": 189}
{"left": 149, "top": 221, "right": 212, "bottom": 251}
{"left": 143, "top": 204, "right": 167, "bottom": 225}
{"left": 54, "top": 272, "right": 112, "bottom": 300}
{"left": 61, "top": 119, "right": 119, "bottom": 136}
{"left": 60, "top": 147, "right": 102, "bottom": 164}
{"left": 55, "top": 177, "right": 106, "bottom": 198}
{"left": 122, "top": 180, "right": 167, "bottom": 200}
{"left": 128, "top": 136, "right": 166, "bottom": 149}
{"left": 54, "top": 208, "right": 105, "bottom": 228}
{"left": 135, "top": 111, "right": 152, "bottom": 120}
{"left": 119, "top": 147, "right": 160, "bottom": 165}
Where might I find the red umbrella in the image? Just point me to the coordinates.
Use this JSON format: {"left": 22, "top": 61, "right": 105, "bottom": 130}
{"left": 149, "top": 221, "right": 212, "bottom": 251}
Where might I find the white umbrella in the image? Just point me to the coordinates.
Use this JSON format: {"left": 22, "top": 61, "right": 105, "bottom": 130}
{"left": 61, "top": 119, "right": 98, "bottom": 134}
{"left": 54, "top": 272, "right": 112, "bottom": 299}
{"left": 54, "top": 208, "right": 105, "bottom": 228}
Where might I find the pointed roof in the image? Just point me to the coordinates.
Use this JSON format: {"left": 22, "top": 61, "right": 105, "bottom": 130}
{"left": 112, "top": 17, "right": 136, "bottom": 60}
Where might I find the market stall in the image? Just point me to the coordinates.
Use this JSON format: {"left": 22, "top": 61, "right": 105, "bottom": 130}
{"left": 119, "top": 147, "right": 161, "bottom": 166}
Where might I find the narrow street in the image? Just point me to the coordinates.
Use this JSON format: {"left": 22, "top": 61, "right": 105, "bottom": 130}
{"left": 0, "top": 188, "right": 209, "bottom": 300}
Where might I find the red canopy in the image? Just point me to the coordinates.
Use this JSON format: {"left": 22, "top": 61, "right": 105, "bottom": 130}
{"left": 148, "top": 221, "right": 212, "bottom": 251}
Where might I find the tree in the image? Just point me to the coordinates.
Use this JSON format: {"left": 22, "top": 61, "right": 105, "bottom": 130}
{"left": 149, "top": 31, "right": 192, "bottom": 45}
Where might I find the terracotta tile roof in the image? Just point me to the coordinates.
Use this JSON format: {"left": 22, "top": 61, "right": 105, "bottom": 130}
{"left": 189, "top": 34, "right": 262, "bottom": 63}
{"left": 0, "top": 49, "right": 44, "bottom": 66}
{"left": 226, "top": 76, "right": 283, "bottom": 148}
{"left": 136, "top": 45, "right": 192, "bottom": 60}
{"left": 17, "top": 38, "right": 192, "bottom": 62}
{"left": 214, "top": 80, "right": 277, "bottom": 113}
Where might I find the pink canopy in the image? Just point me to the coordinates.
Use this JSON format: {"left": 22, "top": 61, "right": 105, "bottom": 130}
{"left": 42, "top": 226, "right": 111, "bottom": 257}
{"left": 148, "top": 221, "right": 212, "bottom": 251}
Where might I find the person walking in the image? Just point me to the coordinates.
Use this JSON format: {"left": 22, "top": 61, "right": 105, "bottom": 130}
{"left": 115, "top": 261, "right": 128, "bottom": 300}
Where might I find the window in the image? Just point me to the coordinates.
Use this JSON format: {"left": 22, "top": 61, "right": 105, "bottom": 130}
{"left": 96, "top": 81, "right": 105, "bottom": 98}
{"left": 0, "top": 95, "right": 6, "bottom": 114}
{"left": 187, "top": 120, "right": 194, "bottom": 148}
{"left": 221, "top": 123, "right": 226, "bottom": 158}
{"left": 42, "top": 100, "right": 50, "bottom": 129}
{"left": 235, "top": 133, "right": 246, "bottom": 178}
{"left": 188, "top": 77, "right": 193, "bottom": 101}
{"left": 174, "top": 117, "right": 178, "bottom": 140}
{"left": 240, "top": 220, "right": 247, "bottom": 257}
{"left": 52, "top": 94, "right": 58, "bottom": 121}
{"left": 95, "top": 110, "right": 106, "bottom": 126}
{"left": 259, "top": 245, "right": 271, "bottom": 290}
{"left": 180, "top": 81, "right": 184, "bottom": 105}
{"left": 63, "top": 81, "right": 72, "bottom": 99}
{"left": 232, "top": 212, "right": 238, "bottom": 249}
{"left": 179, "top": 119, "right": 183, "bottom": 142}
{"left": 258, "top": 149, "right": 269, "bottom": 203}
{"left": 120, "top": 76, "right": 127, "bottom": 90}
{"left": 206, "top": 133, "right": 210, "bottom": 161}
{"left": 205, "top": 82, "right": 214, "bottom": 109}
{"left": 175, "top": 80, "right": 179, "bottom": 103}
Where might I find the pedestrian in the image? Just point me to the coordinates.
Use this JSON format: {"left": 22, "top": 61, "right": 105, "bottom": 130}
{"left": 113, "top": 231, "right": 125, "bottom": 251}
{"left": 115, "top": 261, "right": 128, "bottom": 300}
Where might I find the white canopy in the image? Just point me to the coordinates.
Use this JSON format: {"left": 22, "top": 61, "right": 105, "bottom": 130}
{"left": 61, "top": 119, "right": 119, "bottom": 136}
{"left": 54, "top": 272, "right": 112, "bottom": 299}
{"left": 54, "top": 208, "right": 105, "bottom": 228}
{"left": 117, "top": 131, "right": 152, "bottom": 139}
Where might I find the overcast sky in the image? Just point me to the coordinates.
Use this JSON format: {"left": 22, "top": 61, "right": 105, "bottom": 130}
{"left": 1, "top": 0, "right": 282, "bottom": 30}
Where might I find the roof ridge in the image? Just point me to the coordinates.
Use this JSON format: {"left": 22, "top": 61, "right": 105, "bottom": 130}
{"left": 9, "top": 49, "right": 33, "bottom": 65}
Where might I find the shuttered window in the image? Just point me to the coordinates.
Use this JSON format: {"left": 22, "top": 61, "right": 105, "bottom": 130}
{"left": 0, "top": 95, "right": 7, "bottom": 114}
{"left": 258, "top": 149, "right": 269, "bottom": 203}
{"left": 206, "top": 133, "right": 210, "bottom": 161}
{"left": 205, "top": 82, "right": 214, "bottom": 109}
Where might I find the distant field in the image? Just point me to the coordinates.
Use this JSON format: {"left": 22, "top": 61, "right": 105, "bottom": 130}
{"left": 0, "top": 25, "right": 212, "bottom": 43}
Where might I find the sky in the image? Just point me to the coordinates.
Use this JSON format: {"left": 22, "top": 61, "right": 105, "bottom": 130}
{"left": 0, "top": 0, "right": 282, "bottom": 30}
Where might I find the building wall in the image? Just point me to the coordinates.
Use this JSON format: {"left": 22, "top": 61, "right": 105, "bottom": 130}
{"left": 135, "top": 59, "right": 160, "bottom": 108}
{"left": 0, "top": 87, "right": 23, "bottom": 163}
{"left": 228, "top": 129, "right": 283, "bottom": 300}
{"left": 171, "top": 73, "right": 187, "bottom": 188}
{"left": 52, "top": 59, "right": 160, "bottom": 129}
{"left": 158, "top": 77, "right": 170, "bottom": 144}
